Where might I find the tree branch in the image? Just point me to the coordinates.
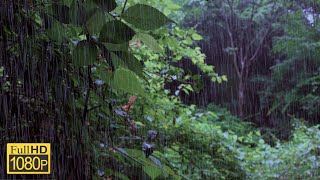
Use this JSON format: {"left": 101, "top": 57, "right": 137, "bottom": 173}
{"left": 82, "top": 65, "right": 91, "bottom": 123}
{"left": 247, "top": 1, "right": 280, "bottom": 66}
{"left": 248, "top": 27, "right": 270, "bottom": 64}
{"left": 224, "top": 14, "right": 241, "bottom": 78}
{"left": 121, "top": 0, "right": 128, "bottom": 14}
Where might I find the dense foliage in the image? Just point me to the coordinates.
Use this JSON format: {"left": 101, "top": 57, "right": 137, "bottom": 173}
{"left": 0, "top": 0, "right": 320, "bottom": 179}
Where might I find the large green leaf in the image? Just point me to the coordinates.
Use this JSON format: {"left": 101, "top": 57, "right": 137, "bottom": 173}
{"left": 121, "top": 4, "right": 173, "bottom": 30}
{"left": 163, "top": 165, "right": 175, "bottom": 178}
{"left": 139, "top": 33, "right": 162, "bottom": 53}
{"left": 69, "top": 2, "right": 85, "bottom": 25}
{"left": 93, "top": 0, "right": 117, "bottom": 12}
{"left": 111, "top": 51, "right": 144, "bottom": 78}
{"left": 45, "top": 4, "right": 70, "bottom": 24}
{"left": 72, "top": 41, "right": 98, "bottom": 67}
{"left": 100, "top": 20, "right": 135, "bottom": 43}
{"left": 143, "top": 165, "right": 162, "bottom": 180}
{"left": 69, "top": 1, "right": 97, "bottom": 26}
{"left": 47, "top": 20, "right": 67, "bottom": 42}
{"left": 86, "top": 9, "right": 110, "bottom": 35}
{"left": 112, "top": 68, "right": 144, "bottom": 95}
{"left": 105, "top": 168, "right": 130, "bottom": 180}
{"left": 124, "top": 148, "right": 144, "bottom": 158}
{"left": 103, "top": 43, "right": 129, "bottom": 51}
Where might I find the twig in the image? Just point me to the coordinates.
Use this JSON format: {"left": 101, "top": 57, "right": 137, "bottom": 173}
{"left": 82, "top": 65, "right": 91, "bottom": 123}
{"left": 121, "top": 0, "right": 128, "bottom": 14}
{"left": 88, "top": 105, "right": 102, "bottom": 111}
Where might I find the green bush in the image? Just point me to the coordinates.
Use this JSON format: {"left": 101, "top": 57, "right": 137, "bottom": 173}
{"left": 242, "top": 120, "right": 320, "bottom": 179}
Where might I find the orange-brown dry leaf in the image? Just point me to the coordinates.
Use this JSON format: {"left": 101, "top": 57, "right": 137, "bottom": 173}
{"left": 121, "top": 96, "right": 137, "bottom": 112}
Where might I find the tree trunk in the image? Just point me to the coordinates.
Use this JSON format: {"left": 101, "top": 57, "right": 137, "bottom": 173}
{"left": 238, "top": 77, "right": 245, "bottom": 117}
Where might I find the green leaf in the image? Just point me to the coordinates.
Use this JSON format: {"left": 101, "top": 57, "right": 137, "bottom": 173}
{"left": 69, "top": 0, "right": 99, "bottom": 25}
{"left": 47, "top": 4, "right": 70, "bottom": 24}
{"left": 185, "top": 84, "right": 193, "bottom": 91}
{"left": 86, "top": 9, "right": 106, "bottom": 35}
{"left": 93, "top": 65, "right": 113, "bottom": 84}
{"left": 112, "top": 68, "right": 144, "bottom": 95}
{"left": 69, "top": 2, "right": 89, "bottom": 25}
{"left": 149, "top": 156, "right": 162, "bottom": 168}
{"left": 191, "top": 33, "right": 203, "bottom": 40}
{"left": 47, "top": 20, "right": 67, "bottom": 42}
{"left": 221, "top": 75, "right": 228, "bottom": 81}
{"left": 182, "top": 88, "right": 189, "bottom": 95}
{"left": 106, "top": 168, "right": 130, "bottom": 180}
{"left": 124, "top": 148, "right": 144, "bottom": 158}
{"left": 143, "top": 165, "right": 162, "bottom": 180}
{"left": 121, "top": 4, "right": 173, "bottom": 30}
{"left": 100, "top": 20, "right": 135, "bottom": 43}
{"left": 114, "top": 172, "right": 130, "bottom": 180}
{"left": 173, "top": 175, "right": 182, "bottom": 180}
{"left": 139, "top": 33, "right": 162, "bottom": 53}
{"left": 93, "top": 0, "right": 117, "bottom": 12}
{"left": 72, "top": 41, "right": 98, "bottom": 67}
{"left": 111, "top": 51, "right": 144, "bottom": 78}
{"left": 61, "top": 0, "right": 73, "bottom": 8}
{"left": 135, "top": 121, "right": 145, "bottom": 127}
{"left": 103, "top": 43, "right": 129, "bottom": 51}
{"left": 183, "top": 36, "right": 193, "bottom": 45}
{"left": 163, "top": 165, "right": 174, "bottom": 177}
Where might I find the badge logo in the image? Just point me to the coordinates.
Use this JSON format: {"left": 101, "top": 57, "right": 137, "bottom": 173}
{"left": 7, "top": 143, "right": 50, "bottom": 174}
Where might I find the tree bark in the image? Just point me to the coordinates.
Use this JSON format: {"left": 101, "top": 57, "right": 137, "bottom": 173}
{"left": 238, "top": 77, "right": 245, "bottom": 117}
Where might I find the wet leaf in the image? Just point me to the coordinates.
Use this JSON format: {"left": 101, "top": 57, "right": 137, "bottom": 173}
{"left": 45, "top": 4, "right": 70, "bottom": 23}
{"left": 125, "top": 148, "right": 144, "bottom": 158}
{"left": 139, "top": 33, "right": 162, "bottom": 53}
{"left": 93, "top": 0, "right": 117, "bottom": 12}
{"left": 113, "top": 109, "right": 128, "bottom": 117}
{"left": 104, "top": 43, "right": 129, "bottom": 51}
{"left": 163, "top": 165, "right": 176, "bottom": 178}
{"left": 100, "top": 20, "right": 135, "bottom": 44}
{"left": 86, "top": 9, "right": 106, "bottom": 35}
{"left": 121, "top": 4, "right": 173, "bottom": 30}
{"left": 69, "top": 1, "right": 93, "bottom": 25}
{"left": 143, "top": 165, "right": 162, "bottom": 180}
{"left": 115, "top": 148, "right": 128, "bottom": 156}
{"left": 149, "top": 156, "right": 162, "bottom": 168}
{"left": 112, "top": 68, "right": 144, "bottom": 95}
{"left": 111, "top": 52, "right": 144, "bottom": 78}
{"left": 72, "top": 41, "right": 99, "bottom": 67}
{"left": 47, "top": 20, "right": 66, "bottom": 42}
